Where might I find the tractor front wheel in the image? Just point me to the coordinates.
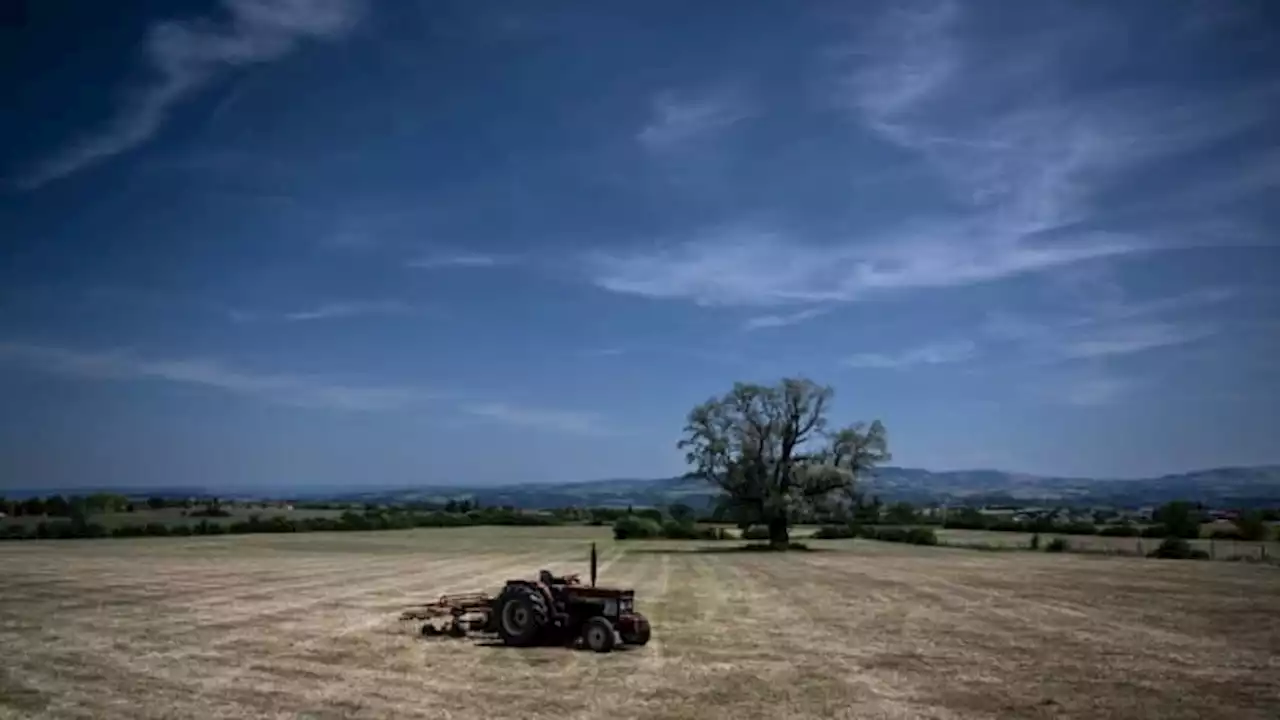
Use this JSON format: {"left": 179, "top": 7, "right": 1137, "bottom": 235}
{"left": 582, "top": 617, "right": 617, "bottom": 653}
{"left": 620, "top": 613, "right": 651, "bottom": 646}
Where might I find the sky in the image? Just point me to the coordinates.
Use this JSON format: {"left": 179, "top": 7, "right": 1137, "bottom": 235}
{"left": 1, "top": 0, "right": 1278, "bottom": 490}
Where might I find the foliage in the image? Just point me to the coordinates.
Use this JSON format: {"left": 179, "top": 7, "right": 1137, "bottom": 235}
{"left": 1152, "top": 501, "right": 1202, "bottom": 539}
{"left": 612, "top": 515, "right": 662, "bottom": 540}
{"left": 1148, "top": 537, "right": 1209, "bottom": 560}
{"left": 1098, "top": 523, "right": 1140, "bottom": 537}
{"left": 1045, "top": 537, "right": 1070, "bottom": 553}
{"left": 862, "top": 526, "right": 937, "bottom": 545}
{"left": 1231, "top": 511, "right": 1270, "bottom": 541}
{"left": 883, "top": 501, "right": 918, "bottom": 525}
{"left": 812, "top": 524, "right": 859, "bottom": 539}
{"left": 741, "top": 526, "right": 772, "bottom": 541}
{"left": 679, "top": 377, "right": 890, "bottom": 548}
{"left": 666, "top": 503, "right": 696, "bottom": 524}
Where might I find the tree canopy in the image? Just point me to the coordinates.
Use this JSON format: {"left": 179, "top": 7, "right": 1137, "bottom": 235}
{"left": 678, "top": 377, "right": 889, "bottom": 547}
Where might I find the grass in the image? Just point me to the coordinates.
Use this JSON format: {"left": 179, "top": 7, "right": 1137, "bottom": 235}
{"left": 1, "top": 526, "right": 1277, "bottom": 719}
{"left": 936, "top": 528, "right": 1280, "bottom": 560}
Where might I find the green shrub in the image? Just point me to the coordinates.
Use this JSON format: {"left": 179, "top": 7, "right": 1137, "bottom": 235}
{"left": 812, "top": 524, "right": 858, "bottom": 539}
{"left": 613, "top": 515, "right": 662, "bottom": 540}
{"left": 741, "top": 526, "right": 771, "bottom": 541}
{"left": 1148, "top": 537, "right": 1209, "bottom": 560}
{"left": 1098, "top": 524, "right": 1139, "bottom": 537}
{"left": 169, "top": 524, "right": 192, "bottom": 536}
{"left": 659, "top": 520, "right": 701, "bottom": 539}
{"left": 863, "top": 527, "right": 937, "bottom": 546}
{"left": 1045, "top": 537, "right": 1070, "bottom": 553}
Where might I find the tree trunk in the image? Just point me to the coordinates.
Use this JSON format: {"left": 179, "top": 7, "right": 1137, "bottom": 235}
{"left": 767, "top": 515, "right": 790, "bottom": 549}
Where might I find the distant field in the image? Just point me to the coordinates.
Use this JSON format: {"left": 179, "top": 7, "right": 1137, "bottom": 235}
{"left": 936, "top": 528, "right": 1280, "bottom": 561}
{"left": 1, "top": 527, "right": 1277, "bottom": 720}
{"left": 0, "top": 506, "right": 343, "bottom": 530}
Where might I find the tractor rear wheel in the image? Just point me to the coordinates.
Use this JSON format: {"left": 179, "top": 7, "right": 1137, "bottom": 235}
{"left": 621, "top": 613, "right": 651, "bottom": 646}
{"left": 495, "top": 585, "right": 550, "bottom": 647}
{"left": 582, "top": 617, "right": 617, "bottom": 653}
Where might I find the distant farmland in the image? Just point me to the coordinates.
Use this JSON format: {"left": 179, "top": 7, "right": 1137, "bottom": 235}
{"left": 2, "top": 527, "right": 1277, "bottom": 719}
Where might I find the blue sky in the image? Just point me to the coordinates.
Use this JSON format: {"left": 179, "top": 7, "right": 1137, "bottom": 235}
{"left": 1, "top": 0, "right": 1278, "bottom": 490}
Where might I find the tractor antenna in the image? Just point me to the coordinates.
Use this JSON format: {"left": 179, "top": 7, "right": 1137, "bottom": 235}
{"left": 590, "top": 542, "right": 598, "bottom": 587}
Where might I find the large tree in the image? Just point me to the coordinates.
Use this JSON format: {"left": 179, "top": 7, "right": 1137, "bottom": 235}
{"left": 678, "top": 377, "right": 890, "bottom": 548}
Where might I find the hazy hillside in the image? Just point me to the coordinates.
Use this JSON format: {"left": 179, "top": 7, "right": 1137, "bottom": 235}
{"left": 315, "top": 465, "right": 1280, "bottom": 510}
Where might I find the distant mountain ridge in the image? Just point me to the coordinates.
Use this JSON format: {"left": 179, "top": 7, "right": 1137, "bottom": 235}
{"left": 5, "top": 466, "right": 1278, "bottom": 508}
{"left": 314, "top": 465, "right": 1280, "bottom": 510}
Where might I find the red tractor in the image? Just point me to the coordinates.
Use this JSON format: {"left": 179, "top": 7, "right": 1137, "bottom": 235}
{"left": 402, "top": 543, "right": 651, "bottom": 653}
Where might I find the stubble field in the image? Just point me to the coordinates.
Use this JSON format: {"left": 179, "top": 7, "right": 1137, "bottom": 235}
{"left": 1, "top": 526, "right": 1277, "bottom": 720}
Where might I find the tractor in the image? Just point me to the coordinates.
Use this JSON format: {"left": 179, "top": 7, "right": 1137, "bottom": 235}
{"left": 401, "top": 543, "right": 651, "bottom": 653}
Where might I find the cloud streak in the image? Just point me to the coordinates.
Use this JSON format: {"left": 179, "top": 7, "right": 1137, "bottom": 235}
{"left": 0, "top": 342, "right": 428, "bottom": 411}
{"left": 406, "top": 253, "right": 517, "bottom": 270}
{"left": 842, "top": 340, "right": 975, "bottom": 369}
{"left": 227, "top": 300, "right": 421, "bottom": 323}
{"left": 637, "top": 87, "right": 754, "bottom": 152}
{"left": 586, "top": 0, "right": 1273, "bottom": 308}
{"left": 14, "top": 0, "right": 363, "bottom": 189}
{"left": 462, "top": 402, "right": 614, "bottom": 436}
{"left": 743, "top": 307, "right": 830, "bottom": 331}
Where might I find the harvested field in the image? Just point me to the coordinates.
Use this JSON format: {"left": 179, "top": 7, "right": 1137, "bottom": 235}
{"left": 1, "top": 527, "right": 1277, "bottom": 720}
{"left": 936, "top": 528, "right": 1280, "bottom": 560}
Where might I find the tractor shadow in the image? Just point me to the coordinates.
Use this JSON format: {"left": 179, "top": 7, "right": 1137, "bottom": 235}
{"left": 472, "top": 639, "right": 643, "bottom": 654}
{"left": 624, "top": 543, "right": 831, "bottom": 555}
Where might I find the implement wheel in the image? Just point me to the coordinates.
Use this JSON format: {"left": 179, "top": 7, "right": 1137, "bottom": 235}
{"left": 582, "top": 617, "right": 617, "bottom": 653}
{"left": 495, "top": 585, "right": 549, "bottom": 647}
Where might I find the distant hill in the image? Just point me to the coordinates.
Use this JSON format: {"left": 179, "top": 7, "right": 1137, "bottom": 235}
{"left": 310, "top": 465, "right": 1280, "bottom": 510}
{"left": 5, "top": 466, "right": 1276, "bottom": 509}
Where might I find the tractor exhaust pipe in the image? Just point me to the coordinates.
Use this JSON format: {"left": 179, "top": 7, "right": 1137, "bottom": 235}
{"left": 590, "top": 542, "right": 597, "bottom": 587}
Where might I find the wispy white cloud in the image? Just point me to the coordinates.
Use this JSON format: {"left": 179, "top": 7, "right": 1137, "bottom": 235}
{"left": 984, "top": 284, "right": 1233, "bottom": 363}
{"left": 743, "top": 307, "right": 830, "bottom": 331}
{"left": 0, "top": 342, "right": 428, "bottom": 411}
{"left": 637, "top": 87, "right": 754, "bottom": 152}
{"left": 406, "top": 253, "right": 517, "bottom": 270}
{"left": 585, "top": 224, "right": 1136, "bottom": 307}
{"left": 1056, "top": 376, "right": 1134, "bottom": 407}
{"left": 14, "top": 0, "right": 364, "bottom": 190}
{"left": 842, "top": 340, "right": 975, "bottom": 369}
{"left": 588, "top": 1, "right": 1273, "bottom": 308}
{"left": 228, "top": 300, "right": 420, "bottom": 323}
{"left": 461, "top": 402, "right": 614, "bottom": 436}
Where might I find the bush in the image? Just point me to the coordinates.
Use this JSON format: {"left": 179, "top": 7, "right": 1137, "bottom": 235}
{"left": 741, "top": 526, "right": 771, "bottom": 541}
{"left": 812, "top": 524, "right": 858, "bottom": 539}
{"left": 1059, "top": 522, "right": 1099, "bottom": 536}
{"left": 1045, "top": 537, "right": 1070, "bottom": 553}
{"left": 1209, "top": 528, "right": 1243, "bottom": 540}
{"left": 1148, "top": 537, "right": 1209, "bottom": 560}
{"left": 613, "top": 515, "right": 662, "bottom": 540}
{"left": 1099, "top": 524, "right": 1140, "bottom": 537}
{"left": 863, "top": 527, "right": 937, "bottom": 546}
{"left": 169, "top": 524, "right": 193, "bottom": 536}
{"left": 659, "top": 520, "right": 701, "bottom": 540}
{"left": 1140, "top": 524, "right": 1169, "bottom": 538}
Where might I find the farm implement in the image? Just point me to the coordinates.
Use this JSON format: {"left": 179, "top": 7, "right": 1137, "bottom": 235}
{"left": 400, "top": 543, "right": 651, "bottom": 653}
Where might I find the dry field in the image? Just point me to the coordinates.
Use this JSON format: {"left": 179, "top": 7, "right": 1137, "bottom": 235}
{"left": 1, "top": 527, "right": 1278, "bottom": 720}
{"left": 935, "top": 528, "right": 1280, "bottom": 560}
